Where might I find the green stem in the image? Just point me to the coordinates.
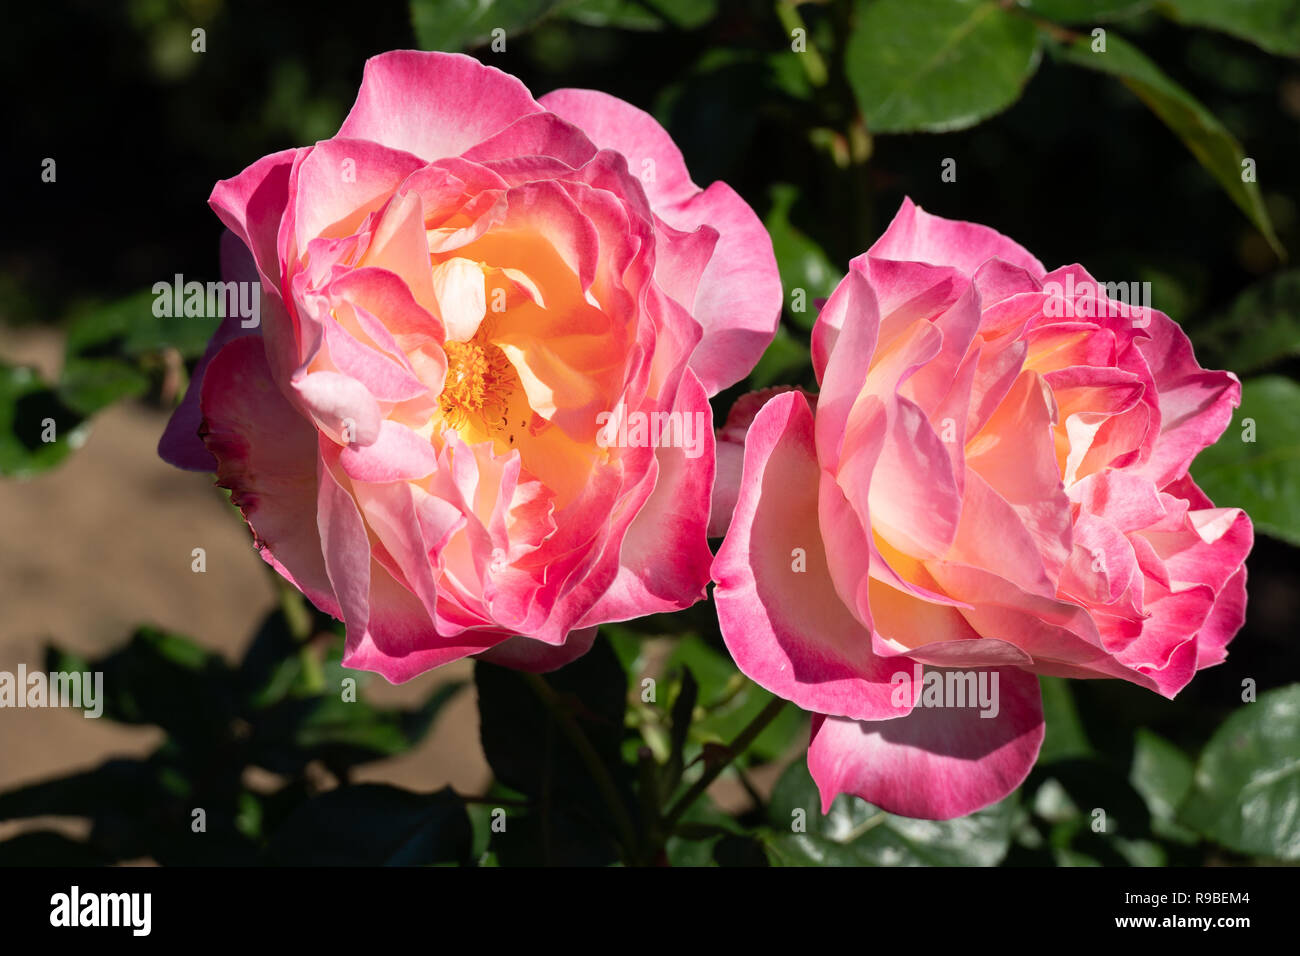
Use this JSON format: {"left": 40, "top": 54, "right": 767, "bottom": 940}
{"left": 523, "top": 671, "right": 641, "bottom": 863}
{"left": 777, "top": 1, "right": 829, "bottom": 88}
{"left": 277, "top": 579, "right": 313, "bottom": 641}
{"left": 662, "top": 694, "right": 790, "bottom": 831}
{"left": 843, "top": 810, "right": 887, "bottom": 842}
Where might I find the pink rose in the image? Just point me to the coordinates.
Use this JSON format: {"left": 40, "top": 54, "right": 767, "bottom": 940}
{"left": 160, "top": 51, "right": 779, "bottom": 680}
{"left": 711, "top": 199, "right": 1251, "bottom": 819}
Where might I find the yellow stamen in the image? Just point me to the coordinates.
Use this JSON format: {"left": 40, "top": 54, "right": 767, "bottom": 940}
{"left": 439, "top": 333, "right": 516, "bottom": 431}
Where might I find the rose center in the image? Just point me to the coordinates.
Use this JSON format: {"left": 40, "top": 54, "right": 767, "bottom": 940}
{"left": 439, "top": 334, "right": 516, "bottom": 431}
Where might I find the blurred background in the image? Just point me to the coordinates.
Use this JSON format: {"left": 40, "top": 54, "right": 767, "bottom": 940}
{"left": 1, "top": 0, "right": 1297, "bottom": 865}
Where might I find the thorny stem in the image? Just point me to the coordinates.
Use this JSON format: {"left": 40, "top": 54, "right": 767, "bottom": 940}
{"left": 662, "top": 694, "right": 790, "bottom": 832}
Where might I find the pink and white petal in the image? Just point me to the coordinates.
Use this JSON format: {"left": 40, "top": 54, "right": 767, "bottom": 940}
{"left": 343, "top": 562, "right": 506, "bottom": 683}
{"left": 1134, "top": 311, "right": 1242, "bottom": 489}
{"left": 160, "top": 231, "right": 270, "bottom": 471}
{"left": 339, "top": 420, "right": 438, "bottom": 483}
{"left": 539, "top": 88, "right": 699, "bottom": 209}
{"left": 320, "top": 318, "right": 427, "bottom": 403}
{"left": 579, "top": 371, "right": 714, "bottom": 622}
{"left": 666, "top": 181, "right": 782, "bottom": 395}
{"left": 865, "top": 256, "right": 965, "bottom": 346}
{"left": 973, "top": 257, "right": 1043, "bottom": 306}
{"left": 1114, "top": 582, "right": 1213, "bottom": 698}
{"left": 327, "top": 266, "right": 446, "bottom": 354}
{"left": 712, "top": 390, "right": 906, "bottom": 721}
{"left": 539, "top": 88, "right": 779, "bottom": 394}
{"left": 292, "top": 370, "right": 383, "bottom": 446}
{"left": 966, "top": 370, "right": 1072, "bottom": 580}
{"left": 927, "top": 561, "right": 1111, "bottom": 673}
{"left": 947, "top": 469, "right": 1055, "bottom": 598}
{"left": 474, "top": 626, "right": 599, "bottom": 673}
{"left": 355, "top": 187, "right": 442, "bottom": 318}
{"left": 317, "top": 451, "right": 373, "bottom": 635}
{"left": 461, "top": 111, "right": 598, "bottom": 169}
{"left": 198, "top": 336, "right": 340, "bottom": 618}
{"left": 1195, "top": 564, "right": 1248, "bottom": 669}
{"left": 709, "top": 438, "right": 745, "bottom": 540}
{"left": 209, "top": 148, "right": 301, "bottom": 288}
{"left": 288, "top": 138, "right": 427, "bottom": 264}
{"left": 338, "top": 51, "right": 542, "bottom": 162}
{"left": 709, "top": 386, "right": 805, "bottom": 539}
{"left": 1056, "top": 514, "right": 1143, "bottom": 619}
{"left": 867, "top": 393, "right": 963, "bottom": 559}
{"left": 814, "top": 267, "right": 882, "bottom": 468}
{"left": 1070, "top": 469, "right": 1169, "bottom": 533}
{"left": 808, "top": 664, "right": 1044, "bottom": 820}
{"left": 1144, "top": 505, "right": 1253, "bottom": 595}
{"left": 901, "top": 282, "right": 982, "bottom": 422}
{"left": 652, "top": 218, "right": 718, "bottom": 319}
{"left": 812, "top": 254, "right": 867, "bottom": 382}
{"left": 869, "top": 198, "right": 1046, "bottom": 279}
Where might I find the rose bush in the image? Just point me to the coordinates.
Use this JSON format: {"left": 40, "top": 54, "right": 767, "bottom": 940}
{"left": 712, "top": 199, "right": 1252, "bottom": 819}
{"left": 160, "top": 51, "right": 779, "bottom": 681}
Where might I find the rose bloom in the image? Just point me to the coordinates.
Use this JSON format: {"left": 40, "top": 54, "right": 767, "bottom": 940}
{"left": 160, "top": 51, "right": 779, "bottom": 680}
{"left": 712, "top": 200, "right": 1251, "bottom": 820}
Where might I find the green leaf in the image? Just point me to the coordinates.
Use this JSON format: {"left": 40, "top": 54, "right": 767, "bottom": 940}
{"left": 1179, "top": 684, "right": 1300, "bottom": 861}
{"left": 764, "top": 759, "right": 1017, "bottom": 865}
{"left": 57, "top": 359, "right": 150, "bottom": 417}
{"left": 249, "top": 647, "right": 462, "bottom": 774}
{"left": 1157, "top": 0, "right": 1300, "bottom": 58}
{"left": 1037, "top": 676, "right": 1093, "bottom": 763}
{"left": 846, "top": 0, "right": 1042, "bottom": 133}
{"left": 1054, "top": 31, "right": 1283, "bottom": 256}
{"left": 60, "top": 289, "right": 217, "bottom": 416}
{"left": 665, "top": 792, "right": 743, "bottom": 866}
{"left": 0, "top": 363, "right": 91, "bottom": 478}
{"left": 749, "top": 325, "right": 811, "bottom": 389}
{"left": 1031, "top": 758, "right": 1155, "bottom": 835}
{"left": 411, "top": 0, "right": 561, "bottom": 52}
{"left": 765, "top": 183, "right": 840, "bottom": 331}
{"left": 238, "top": 608, "right": 310, "bottom": 710}
{"left": 561, "top": 0, "right": 663, "bottom": 30}
{"left": 764, "top": 831, "right": 877, "bottom": 866}
{"left": 561, "top": 0, "right": 717, "bottom": 30}
{"left": 1130, "top": 729, "right": 1199, "bottom": 843}
{"left": 264, "top": 785, "right": 472, "bottom": 865}
{"left": 1024, "top": 758, "right": 1163, "bottom": 865}
{"left": 1193, "top": 270, "right": 1300, "bottom": 375}
{"left": 1191, "top": 376, "right": 1300, "bottom": 547}
{"left": 1024, "top": 0, "right": 1153, "bottom": 21}
{"left": 119, "top": 292, "right": 223, "bottom": 358}
{"left": 47, "top": 627, "right": 237, "bottom": 744}
{"left": 1130, "top": 729, "right": 1195, "bottom": 821}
